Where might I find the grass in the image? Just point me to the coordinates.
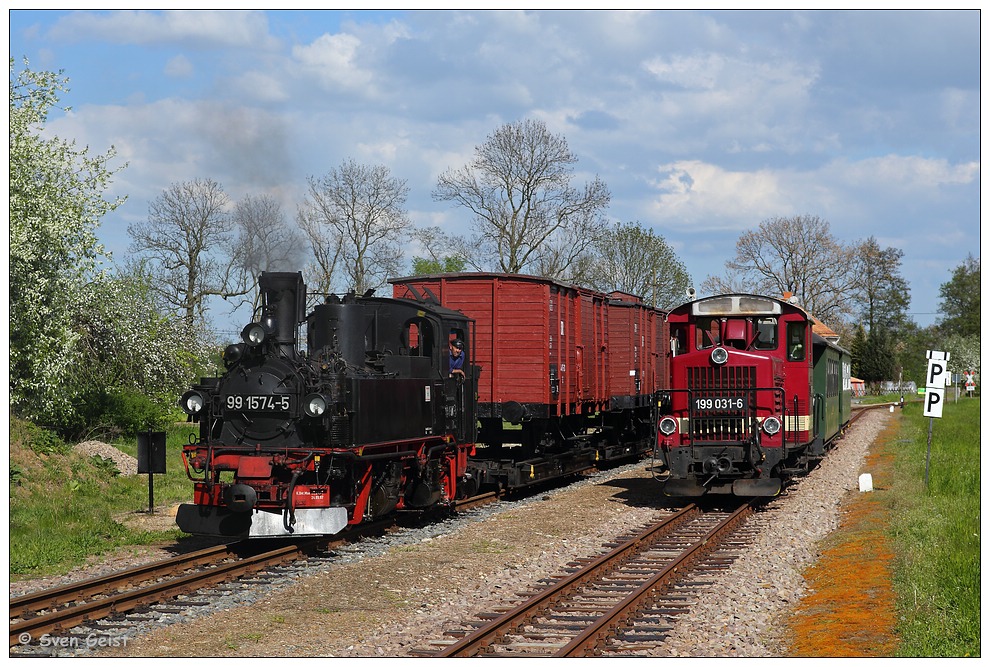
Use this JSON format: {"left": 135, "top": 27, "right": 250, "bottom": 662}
{"left": 9, "top": 417, "right": 202, "bottom": 578}
{"left": 856, "top": 392, "right": 910, "bottom": 405}
{"left": 887, "top": 397, "right": 981, "bottom": 657}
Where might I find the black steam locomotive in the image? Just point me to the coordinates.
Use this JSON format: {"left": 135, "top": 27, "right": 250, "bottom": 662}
{"left": 175, "top": 272, "right": 477, "bottom": 538}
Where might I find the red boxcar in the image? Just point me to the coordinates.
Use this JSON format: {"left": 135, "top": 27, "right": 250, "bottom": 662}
{"left": 391, "top": 273, "right": 666, "bottom": 483}
{"left": 605, "top": 291, "right": 668, "bottom": 412}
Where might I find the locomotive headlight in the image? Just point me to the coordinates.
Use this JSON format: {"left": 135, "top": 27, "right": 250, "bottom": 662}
{"left": 711, "top": 346, "right": 729, "bottom": 365}
{"left": 303, "top": 393, "right": 329, "bottom": 417}
{"left": 180, "top": 390, "right": 206, "bottom": 415}
{"left": 659, "top": 416, "right": 678, "bottom": 436}
{"left": 241, "top": 322, "right": 269, "bottom": 346}
{"left": 223, "top": 343, "right": 245, "bottom": 367}
{"left": 762, "top": 416, "right": 782, "bottom": 435}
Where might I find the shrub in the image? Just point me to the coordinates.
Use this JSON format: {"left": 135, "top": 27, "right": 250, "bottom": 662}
{"left": 80, "top": 389, "right": 171, "bottom": 438}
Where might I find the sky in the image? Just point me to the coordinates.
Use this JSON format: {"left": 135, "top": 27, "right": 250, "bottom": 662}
{"left": 7, "top": 8, "right": 983, "bottom": 336}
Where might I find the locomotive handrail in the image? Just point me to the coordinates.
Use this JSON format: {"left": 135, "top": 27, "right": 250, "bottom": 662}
{"left": 661, "top": 386, "right": 785, "bottom": 447}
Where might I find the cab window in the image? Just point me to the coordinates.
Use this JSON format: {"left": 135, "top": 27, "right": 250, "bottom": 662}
{"left": 786, "top": 321, "right": 806, "bottom": 361}
{"left": 695, "top": 317, "right": 720, "bottom": 350}
{"left": 753, "top": 317, "right": 778, "bottom": 350}
{"left": 670, "top": 325, "right": 688, "bottom": 356}
{"left": 403, "top": 318, "right": 433, "bottom": 357}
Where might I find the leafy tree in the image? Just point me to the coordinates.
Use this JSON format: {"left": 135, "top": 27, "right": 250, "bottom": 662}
{"left": 858, "top": 327, "right": 896, "bottom": 385}
{"left": 411, "top": 256, "right": 467, "bottom": 275}
{"left": 68, "top": 271, "right": 217, "bottom": 436}
{"left": 849, "top": 324, "right": 867, "bottom": 379}
{"left": 409, "top": 225, "right": 469, "bottom": 276}
{"left": 232, "top": 193, "right": 305, "bottom": 310}
{"left": 298, "top": 158, "right": 411, "bottom": 294}
{"left": 432, "top": 118, "right": 610, "bottom": 280}
{"left": 128, "top": 178, "right": 248, "bottom": 330}
{"left": 856, "top": 236, "right": 910, "bottom": 333}
{"left": 586, "top": 221, "right": 691, "bottom": 309}
{"left": 938, "top": 254, "right": 980, "bottom": 337}
{"left": 9, "top": 58, "right": 126, "bottom": 423}
{"left": 702, "top": 215, "right": 860, "bottom": 326}
{"left": 895, "top": 321, "right": 941, "bottom": 389}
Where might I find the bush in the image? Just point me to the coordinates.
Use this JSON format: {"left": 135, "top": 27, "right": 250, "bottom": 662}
{"left": 11, "top": 419, "right": 71, "bottom": 456}
{"left": 81, "top": 389, "right": 172, "bottom": 438}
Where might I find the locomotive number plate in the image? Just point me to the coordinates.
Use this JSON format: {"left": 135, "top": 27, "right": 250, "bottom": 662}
{"left": 225, "top": 394, "right": 292, "bottom": 411}
{"left": 692, "top": 396, "right": 747, "bottom": 411}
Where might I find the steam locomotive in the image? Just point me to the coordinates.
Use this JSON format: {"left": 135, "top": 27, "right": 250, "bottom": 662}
{"left": 175, "top": 271, "right": 664, "bottom": 538}
{"left": 657, "top": 293, "right": 851, "bottom": 497}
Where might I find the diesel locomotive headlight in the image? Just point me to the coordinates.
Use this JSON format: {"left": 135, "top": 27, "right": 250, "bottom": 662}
{"left": 762, "top": 416, "right": 782, "bottom": 435}
{"left": 241, "top": 322, "right": 269, "bottom": 346}
{"left": 180, "top": 390, "right": 205, "bottom": 415}
{"left": 303, "top": 393, "right": 329, "bottom": 417}
{"left": 659, "top": 416, "right": 678, "bottom": 436}
{"left": 711, "top": 346, "right": 729, "bottom": 365}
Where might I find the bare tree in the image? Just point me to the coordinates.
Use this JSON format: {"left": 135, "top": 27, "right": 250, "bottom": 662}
{"left": 298, "top": 159, "right": 410, "bottom": 295}
{"left": 586, "top": 221, "right": 692, "bottom": 309}
{"left": 701, "top": 215, "right": 860, "bottom": 326}
{"left": 128, "top": 178, "right": 247, "bottom": 329}
{"left": 432, "top": 118, "right": 610, "bottom": 278}
{"left": 232, "top": 194, "right": 305, "bottom": 310}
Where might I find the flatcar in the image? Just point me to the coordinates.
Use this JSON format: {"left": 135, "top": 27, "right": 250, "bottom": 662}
{"left": 175, "top": 271, "right": 665, "bottom": 538}
{"left": 657, "top": 293, "right": 851, "bottom": 497}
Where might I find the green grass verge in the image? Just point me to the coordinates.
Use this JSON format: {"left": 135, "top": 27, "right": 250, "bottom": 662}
{"left": 9, "top": 420, "right": 201, "bottom": 579}
{"left": 888, "top": 397, "right": 981, "bottom": 656}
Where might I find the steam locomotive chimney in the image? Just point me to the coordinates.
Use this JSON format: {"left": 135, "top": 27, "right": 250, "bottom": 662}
{"left": 258, "top": 272, "right": 306, "bottom": 357}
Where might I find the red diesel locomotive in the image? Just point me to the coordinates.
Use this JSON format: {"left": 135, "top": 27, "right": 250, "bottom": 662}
{"left": 658, "top": 293, "right": 851, "bottom": 497}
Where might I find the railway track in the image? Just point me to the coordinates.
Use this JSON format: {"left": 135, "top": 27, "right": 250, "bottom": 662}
{"left": 415, "top": 500, "right": 761, "bottom": 657}
{"left": 7, "top": 487, "right": 515, "bottom": 651}
{"left": 8, "top": 536, "right": 342, "bottom": 649}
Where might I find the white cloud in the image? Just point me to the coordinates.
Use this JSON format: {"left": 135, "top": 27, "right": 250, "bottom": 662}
{"left": 645, "top": 154, "right": 979, "bottom": 234}
{"left": 825, "top": 155, "right": 980, "bottom": 191}
{"left": 49, "top": 10, "right": 278, "bottom": 49}
{"left": 164, "top": 54, "right": 193, "bottom": 79}
{"left": 231, "top": 70, "right": 289, "bottom": 103}
{"left": 647, "top": 160, "right": 789, "bottom": 229}
{"left": 292, "top": 32, "right": 374, "bottom": 93}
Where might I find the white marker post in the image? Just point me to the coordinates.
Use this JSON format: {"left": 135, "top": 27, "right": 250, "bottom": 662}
{"left": 923, "top": 350, "right": 951, "bottom": 487}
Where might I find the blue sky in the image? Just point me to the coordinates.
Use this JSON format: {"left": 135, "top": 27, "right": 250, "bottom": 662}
{"left": 8, "top": 9, "right": 982, "bottom": 334}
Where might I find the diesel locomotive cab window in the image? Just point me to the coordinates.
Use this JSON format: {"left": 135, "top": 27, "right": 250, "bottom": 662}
{"left": 670, "top": 325, "right": 687, "bottom": 356}
{"left": 753, "top": 317, "right": 778, "bottom": 350}
{"left": 787, "top": 321, "right": 807, "bottom": 361}
{"left": 695, "top": 317, "right": 721, "bottom": 350}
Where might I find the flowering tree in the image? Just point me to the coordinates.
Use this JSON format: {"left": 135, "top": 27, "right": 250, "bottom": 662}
{"left": 10, "top": 59, "right": 216, "bottom": 435}
{"left": 9, "top": 58, "right": 125, "bottom": 425}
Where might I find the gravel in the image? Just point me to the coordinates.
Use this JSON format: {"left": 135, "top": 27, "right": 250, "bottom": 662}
{"left": 73, "top": 440, "right": 139, "bottom": 476}
{"left": 14, "top": 409, "right": 889, "bottom": 658}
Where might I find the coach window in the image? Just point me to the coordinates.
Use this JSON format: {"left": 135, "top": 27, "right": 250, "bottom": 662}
{"left": 753, "top": 317, "right": 778, "bottom": 351}
{"left": 786, "top": 322, "right": 806, "bottom": 361}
